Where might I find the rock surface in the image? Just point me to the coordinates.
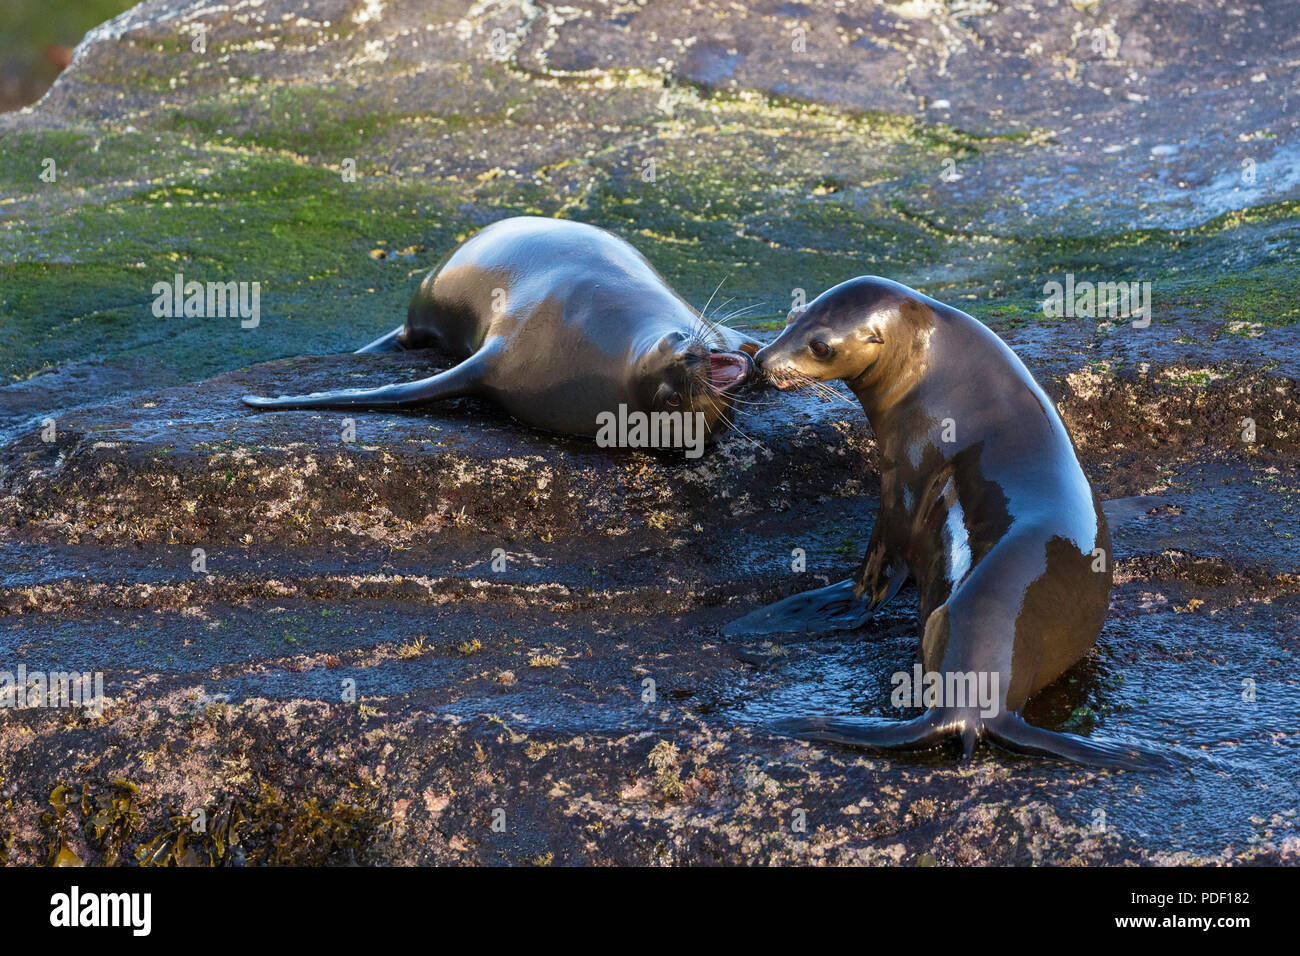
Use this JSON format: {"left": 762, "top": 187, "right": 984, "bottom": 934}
{"left": 0, "top": 0, "right": 1297, "bottom": 865}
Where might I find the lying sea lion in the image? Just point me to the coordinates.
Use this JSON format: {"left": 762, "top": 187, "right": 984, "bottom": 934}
{"left": 243, "top": 217, "right": 758, "bottom": 442}
{"left": 728, "top": 276, "right": 1172, "bottom": 770}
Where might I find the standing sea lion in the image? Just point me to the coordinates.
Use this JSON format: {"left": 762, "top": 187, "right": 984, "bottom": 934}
{"left": 729, "top": 276, "right": 1171, "bottom": 770}
{"left": 243, "top": 217, "right": 758, "bottom": 441}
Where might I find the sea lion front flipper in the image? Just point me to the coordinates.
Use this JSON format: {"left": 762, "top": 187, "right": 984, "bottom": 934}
{"left": 356, "top": 324, "right": 408, "bottom": 354}
{"left": 852, "top": 522, "right": 909, "bottom": 606}
{"left": 242, "top": 344, "right": 496, "bottom": 410}
{"left": 985, "top": 713, "right": 1179, "bottom": 772}
{"left": 723, "top": 578, "right": 874, "bottom": 638}
{"left": 772, "top": 711, "right": 951, "bottom": 751}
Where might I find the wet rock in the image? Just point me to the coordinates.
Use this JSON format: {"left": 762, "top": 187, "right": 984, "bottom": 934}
{"left": 1, "top": 0, "right": 1297, "bottom": 865}
{"left": 1, "top": 346, "right": 1297, "bottom": 864}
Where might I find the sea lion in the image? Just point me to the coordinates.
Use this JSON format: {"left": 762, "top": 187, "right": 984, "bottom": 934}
{"left": 242, "top": 217, "right": 758, "bottom": 442}
{"left": 727, "top": 276, "right": 1172, "bottom": 770}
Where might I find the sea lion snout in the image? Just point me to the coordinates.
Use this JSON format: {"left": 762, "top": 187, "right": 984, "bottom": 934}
{"left": 754, "top": 337, "right": 815, "bottom": 390}
{"left": 754, "top": 350, "right": 793, "bottom": 390}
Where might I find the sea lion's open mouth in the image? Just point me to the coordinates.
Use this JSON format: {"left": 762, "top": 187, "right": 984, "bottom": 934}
{"left": 708, "top": 351, "right": 752, "bottom": 392}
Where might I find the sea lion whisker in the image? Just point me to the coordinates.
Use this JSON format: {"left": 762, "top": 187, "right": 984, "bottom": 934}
{"left": 769, "top": 369, "right": 855, "bottom": 406}
{"left": 696, "top": 291, "right": 738, "bottom": 345}
{"left": 702, "top": 386, "right": 776, "bottom": 408}
{"left": 707, "top": 390, "right": 778, "bottom": 408}
{"left": 699, "top": 374, "right": 759, "bottom": 430}
{"left": 779, "top": 369, "right": 851, "bottom": 403}
{"left": 711, "top": 404, "right": 765, "bottom": 451}
{"left": 807, "top": 379, "right": 856, "bottom": 406}
{"left": 712, "top": 303, "right": 765, "bottom": 326}
{"left": 699, "top": 301, "right": 737, "bottom": 345}
{"left": 704, "top": 295, "right": 737, "bottom": 324}
{"left": 772, "top": 369, "right": 813, "bottom": 391}
{"left": 699, "top": 274, "right": 731, "bottom": 325}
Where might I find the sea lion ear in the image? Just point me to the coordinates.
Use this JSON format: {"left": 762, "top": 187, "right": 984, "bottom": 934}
{"left": 866, "top": 331, "right": 884, "bottom": 344}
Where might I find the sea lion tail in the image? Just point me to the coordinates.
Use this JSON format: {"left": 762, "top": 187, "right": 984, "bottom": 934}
{"left": 985, "top": 713, "right": 1178, "bottom": 772}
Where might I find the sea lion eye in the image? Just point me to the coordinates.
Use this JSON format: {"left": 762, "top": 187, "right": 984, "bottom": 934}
{"left": 810, "top": 340, "right": 832, "bottom": 359}
{"left": 666, "top": 391, "right": 682, "bottom": 408}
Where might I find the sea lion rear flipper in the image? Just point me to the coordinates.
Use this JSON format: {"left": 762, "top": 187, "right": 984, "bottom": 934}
{"left": 242, "top": 346, "right": 492, "bottom": 410}
{"left": 773, "top": 710, "right": 1177, "bottom": 772}
{"left": 723, "top": 578, "right": 874, "bottom": 638}
{"left": 1101, "top": 495, "right": 1164, "bottom": 527}
{"left": 986, "top": 713, "right": 1178, "bottom": 771}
